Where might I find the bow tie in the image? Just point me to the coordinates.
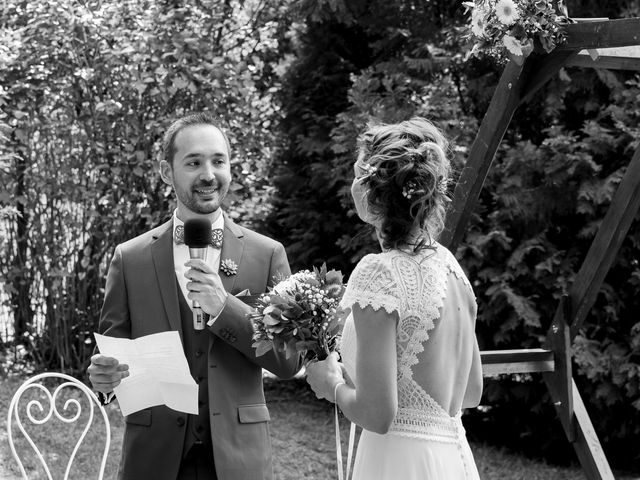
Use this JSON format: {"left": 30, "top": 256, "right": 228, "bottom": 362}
{"left": 174, "top": 225, "right": 224, "bottom": 249}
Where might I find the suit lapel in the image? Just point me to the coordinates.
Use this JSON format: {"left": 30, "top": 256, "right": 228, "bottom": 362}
{"left": 151, "top": 220, "right": 182, "bottom": 336}
{"left": 219, "top": 214, "right": 244, "bottom": 294}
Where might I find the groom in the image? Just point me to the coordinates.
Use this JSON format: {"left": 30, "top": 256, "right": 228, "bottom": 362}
{"left": 87, "top": 112, "right": 302, "bottom": 480}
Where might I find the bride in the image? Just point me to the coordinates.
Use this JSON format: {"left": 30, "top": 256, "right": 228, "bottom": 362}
{"left": 306, "top": 117, "right": 483, "bottom": 479}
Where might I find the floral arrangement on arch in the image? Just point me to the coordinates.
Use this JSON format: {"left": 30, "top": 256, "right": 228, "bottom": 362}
{"left": 250, "top": 264, "right": 345, "bottom": 363}
{"left": 464, "top": 0, "right": 570, "bottom": 64}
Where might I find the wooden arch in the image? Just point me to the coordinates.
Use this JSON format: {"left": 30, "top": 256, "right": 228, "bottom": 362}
{"left": 442, "top": 18, "right": 640, "bottom": 480}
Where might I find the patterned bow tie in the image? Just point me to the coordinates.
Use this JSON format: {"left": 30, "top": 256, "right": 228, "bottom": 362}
{"left": 174, "top": 225, "right": 224, "bottom": 249}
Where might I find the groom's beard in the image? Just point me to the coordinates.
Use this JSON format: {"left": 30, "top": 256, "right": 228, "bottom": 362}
{"left": 177, "top": 180, "right": 229, "bottom": 214}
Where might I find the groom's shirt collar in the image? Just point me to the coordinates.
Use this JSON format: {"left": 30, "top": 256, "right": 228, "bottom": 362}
{"left": 172, "top": 209, "right": 225, "bottom": 235}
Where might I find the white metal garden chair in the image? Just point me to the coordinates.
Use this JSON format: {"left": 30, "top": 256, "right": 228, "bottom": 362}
{"left": 6, "top": 372, "right": 110, "bottom": 480}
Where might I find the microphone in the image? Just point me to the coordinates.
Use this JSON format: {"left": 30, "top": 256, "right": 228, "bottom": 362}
{"left": 184, "top": 218, "right": 212, "bottom": 330}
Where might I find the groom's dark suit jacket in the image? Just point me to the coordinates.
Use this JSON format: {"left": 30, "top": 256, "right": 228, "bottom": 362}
{"left": 98, "top": 215, "right": 301, "bottom": 480}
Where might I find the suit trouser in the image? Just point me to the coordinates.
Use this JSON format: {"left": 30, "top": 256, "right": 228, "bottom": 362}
{"left": 177, "top": 443, "right": 217, "bottom": 480}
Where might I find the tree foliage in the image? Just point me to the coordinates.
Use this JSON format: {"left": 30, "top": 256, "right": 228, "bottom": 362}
{"left": 264, "top": 0, "right": 640, "bottom": 470}
{"left": 459, "top": 69, "right": 640, "bottom": 469}
{"left": 0, "top": 0, "right": 292, "bottom": 374}
{"left": 263, "top": 0, "right": 462, "bottom": 271}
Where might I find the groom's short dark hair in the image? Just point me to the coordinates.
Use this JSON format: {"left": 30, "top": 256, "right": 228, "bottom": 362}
{"left": 163, "top": 112, "right": 231, "bottom": 165}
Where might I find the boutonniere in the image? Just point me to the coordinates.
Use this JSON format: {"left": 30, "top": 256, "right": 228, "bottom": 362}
{"left": 220, "top": 258, "right": 238, "bottom": 276}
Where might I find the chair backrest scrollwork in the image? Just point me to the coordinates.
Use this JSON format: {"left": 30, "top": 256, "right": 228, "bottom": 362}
{"left": 6, "top": 372, "right": 111, "bottom": 480}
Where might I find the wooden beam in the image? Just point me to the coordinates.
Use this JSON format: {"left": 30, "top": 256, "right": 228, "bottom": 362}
{"left": 581, "top": 46, "right": 640, "bottom": 58}
{"left": 481, "top": 348, "right": 554, "bottom": 376}
{"left": 441, "top": 60, "right": 526, "bottom": 251}
{"left": 519, "top": 50, "right": 579, "bottom": 105}
{"left": 565, "top": 46, "right": 640, "bottom": 71}
{"left": 559, "top": 18, "right": 640, "bottom": 50}
{"left": 442, "top": 48, "right": 592, "bottom": 251}
{"left": 566, "top": 54, "right": 640, "bottom": 71}
{"left": 570, "top": 380, "right": 615, "bottom": 480}
{"left": 568, "top": 144, "right": 640, "bottom": 340}
{"left": 543, "top": 295, "right": 575, "bottom": 441}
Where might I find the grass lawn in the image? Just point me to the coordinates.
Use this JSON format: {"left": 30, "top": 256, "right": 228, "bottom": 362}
{"left": 2, "top": 375, "right": 638, "bottom": 479}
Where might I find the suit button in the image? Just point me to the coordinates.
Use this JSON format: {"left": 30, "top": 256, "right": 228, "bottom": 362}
{"left": 196, "top": 425, "right": 204, "bottom": 433}
{"left": 177, "top": 417, "right": 185, "bottom": 427}
{"left": 195, "top": 349, "right": 203, "bottom": 357}
{"left": 196, "top": 376, "right": 203, "bottom": 383}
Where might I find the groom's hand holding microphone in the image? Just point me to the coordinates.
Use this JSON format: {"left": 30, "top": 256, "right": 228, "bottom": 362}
{"left": 184, "top": 218, "right": 228, "bottom": 329}
{"left": 184, "top": 259, "right": 228, "bottom": 324}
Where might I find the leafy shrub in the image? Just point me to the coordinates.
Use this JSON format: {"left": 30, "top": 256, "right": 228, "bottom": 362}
{"left": 0, "top": 0, "right": 292, "bottom": 374}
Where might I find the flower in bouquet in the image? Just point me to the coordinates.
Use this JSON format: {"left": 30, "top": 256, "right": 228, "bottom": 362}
{"left": 463, "top": 0, "right": 569, "bottom": 64}
{"left": 250, "top": 264, "right": 345, "bottom": 363}
{"left": 495, "top": 0, "right": 520, "bottom": 26}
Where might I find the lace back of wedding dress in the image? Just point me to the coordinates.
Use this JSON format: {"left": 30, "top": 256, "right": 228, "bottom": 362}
{"left": 340, "top": 244, "right": 476, "bottom": 444}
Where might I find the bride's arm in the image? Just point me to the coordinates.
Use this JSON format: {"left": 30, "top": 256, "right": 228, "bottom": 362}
{"left": 336, "top": 304, "right": 398, "bottom": 434}
{"left": 462, "top": 331, "right": 483, "bottom": 408}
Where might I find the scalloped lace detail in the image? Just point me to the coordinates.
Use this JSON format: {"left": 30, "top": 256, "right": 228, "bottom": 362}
{"left": 340, "top": 244, "right": 475, "bottom": 445}
{"left": 340, "top": 253, "right": 402, "bottom": 315}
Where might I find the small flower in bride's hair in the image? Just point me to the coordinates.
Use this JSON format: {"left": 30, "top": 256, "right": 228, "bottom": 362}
{"left": 402, "top": 181, "right": 419, "bottom": 200}
{"left": 220, "top": 258, "right": 238, "bottom": 276}
{"left": 437, "top": 178, "right": 449, "bottom": 195}
{"left": 425, "top": 148, "right": 438, "bottom": 163}
{"left": 359, "top": 163, "right": 378, "bottom": 178}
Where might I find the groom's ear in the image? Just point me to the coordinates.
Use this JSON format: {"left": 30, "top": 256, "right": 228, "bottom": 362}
{"left": 159, "top": 160, "right": 173, "bottom": 186}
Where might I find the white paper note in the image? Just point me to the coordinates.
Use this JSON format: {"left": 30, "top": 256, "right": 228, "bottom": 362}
{"left": 94, "top": 331, "right": 198, "bottom": 416}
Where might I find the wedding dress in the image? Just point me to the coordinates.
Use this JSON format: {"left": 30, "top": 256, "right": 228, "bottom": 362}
{"left": 339, "top": 243, "right": 481, "bottom": 480}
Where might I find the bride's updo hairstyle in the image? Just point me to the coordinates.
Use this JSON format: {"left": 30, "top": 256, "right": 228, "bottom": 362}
{"left": 356, "top": 117, "right": 451, "bottom": 252}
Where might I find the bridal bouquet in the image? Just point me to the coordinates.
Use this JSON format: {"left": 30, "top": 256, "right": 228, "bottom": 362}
{"left": 464, "top": 0, "right": 569, "bottom": 64}
{"left": 250, "top": 264, "right": 345, "bottom": 363}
